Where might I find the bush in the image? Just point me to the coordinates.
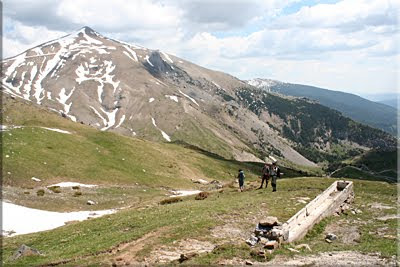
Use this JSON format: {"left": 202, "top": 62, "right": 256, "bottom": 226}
{"left": 36, "top": 189, "right": 45, "bottom": 196}
{"left": 24, "top": 191, "right": 30, "bottom": 195}
{"left": 195, "top": 191, "right": 210, "bottom": 200}
{"left": 160, "top": 197, "right": 182, "bottom": 205}
{"left": 72, "top": 186, "right": 80, "bottom": 190}
{"left": 73, "top": 191, "right": 82, "bottom": 197}
{"left": 48, "top": 186, "right": 61, "bottom": 193}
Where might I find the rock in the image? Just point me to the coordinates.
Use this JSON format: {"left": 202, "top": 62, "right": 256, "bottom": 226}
{"left": 195, "top": 191, "right": 210, "bottom": 200}
{"left": 269, "top": 229, "right": 282, "bottom": 240}
{"left": 11, "top": 244, "right": 42, "bottom": 260}
{"left": 245, "top": 260, "right": 254, "bottom": 265}
{"left": 294, "top": 244, "right": 312, "bottom": 252}
{"left": 264, "top": 240, "right": 278, "bottom": 250}
{"left": 325, "top": 238, "right": 332, "bottom": 243}
{"left": 246, "top": 235, "right": 259, "bottom": 246}
{"left": 31, "top": 177, "right": 41, "bottom": 182}
{"left": 191, "top": 178, "right": 209, "bottom": 185}
{"left": 179, "top": 252, "right": 197, "bottom": 263}
{"left": 326, "top": 233, "right": 337, "bottom": 241}
{"left": 259, "top": 237, "right": 269, "bottom": 245}
{"left": 288, "top": 248, "right": 300, "bottom": 253}
{"left": 87, "top": 200, "right": 96, "bottom": 205}
{"left": 259, "top": 216, "right": 280, "bottom": 227}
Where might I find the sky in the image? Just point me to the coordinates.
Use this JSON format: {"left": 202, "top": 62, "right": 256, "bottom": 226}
{"left": 2, "top": 0, "right": 399, "bottom": 97}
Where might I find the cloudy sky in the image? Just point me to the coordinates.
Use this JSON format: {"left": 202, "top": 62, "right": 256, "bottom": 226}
{"left": 2, "top": 0, "right": 399, "bottom": 97}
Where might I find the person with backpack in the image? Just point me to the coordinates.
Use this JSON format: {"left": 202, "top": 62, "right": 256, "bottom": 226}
{"left": 237, "top": 169, "right": 245, "bottom": 192}
{"left": 270, "top": 162, "right": 281, "bottom": 192}
{"left": 258, "top": 162, "right": 271, "bottom": 189}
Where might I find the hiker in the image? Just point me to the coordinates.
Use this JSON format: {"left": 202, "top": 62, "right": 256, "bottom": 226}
{"left": 258, "top": 162, "right": 270, "bottom": 189}
{"left": 270, "top": 162, "right": 281, "bottom": 192}
{"left": 237, "top": 169, "right": 245, "bottom": 192}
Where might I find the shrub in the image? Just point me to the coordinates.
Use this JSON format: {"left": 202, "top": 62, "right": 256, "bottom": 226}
{"left": 73, "top": 191, "right": 82, "bottom": 197}
{"left": 24, "top": 191, "right": 30, "bottom": 195}
{"left": 195, "top": 191, "right": 210, "bottom": 200}
{"left": 72, "top": 186, "right": 80, "bottom": 190}
{"left": 160, "top": 197, "right": 182, "bottom": 205}
{"left": 36, "top": 189, "right": 45, "bottom": 196}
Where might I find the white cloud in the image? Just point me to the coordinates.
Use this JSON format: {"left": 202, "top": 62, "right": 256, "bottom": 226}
{"left": 273, "top": 0, "right": 399, "bottom": 31}
{"left": 2, "top": 0, "right": 399, "bottom": 94}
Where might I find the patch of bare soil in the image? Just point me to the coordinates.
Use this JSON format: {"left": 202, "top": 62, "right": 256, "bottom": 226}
{"left": 265, "top": 251, "right": 397, "bottom": 266}
{"left": 145, "top": 239, "right": 216, "bottom": 264}
{"left": 109, "top": 230, "right": 164, "bottom": 266}
{"left": 324, "top": 221, "right": 360, "bottom": 244}
{"left": 211, "top": 223, "right": 248, "bottom": 243}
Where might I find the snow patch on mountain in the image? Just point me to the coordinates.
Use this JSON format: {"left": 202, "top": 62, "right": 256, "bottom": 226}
{"left": 247, "top": 78, "right": 282, "bottom": 90}
{"left": 41, "top": 127, "right": 71, "bottom": 134}
{"left": 151, "top": 117, "right": 171, "bottom": 142}
{"left": 165, "top": 95, "right": 179, "bottom": 103}
{"left": 75, "top": 60, "right": 120, "bottom": 103}
{"left": 115, "top": 114, "right": 126, "bottom": 129}
{"left": 161, "top": 51, "right": 173, "bottom": 63}
{"left": 145, "top": 55, "right": 154, "bottom": 67}
{"left": 179, "top": 90, "right": 199, "bottom": 106}
{"left": 123, "top": 45, "right": 138, "bottom": 62}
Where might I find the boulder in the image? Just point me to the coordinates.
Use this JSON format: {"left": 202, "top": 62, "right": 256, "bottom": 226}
{"left": 11, "top": 244, "right": 42, "bottom": 260}
{"left": 259, "top": 216, "right": 280, "bottom": 227}
{"left": 326, "top": 233, "right": 337, "bottom": 241}
{"left": 87, "top": 200, "right": 96, "bottom": 205}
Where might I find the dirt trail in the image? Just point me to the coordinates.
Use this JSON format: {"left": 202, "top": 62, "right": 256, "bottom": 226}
{"left": 110, "top": 229, "right": 166, "bottom": 266}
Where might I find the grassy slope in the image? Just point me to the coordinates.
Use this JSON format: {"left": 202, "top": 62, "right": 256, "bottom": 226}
{"left": 2, "top": 96, "right": 396, "bottom": 265}
{"left": 2, "top": 178, "right": 396, "bottom": 266}
{"left": 2, "top": 97, "right": 261, "bottom": 189}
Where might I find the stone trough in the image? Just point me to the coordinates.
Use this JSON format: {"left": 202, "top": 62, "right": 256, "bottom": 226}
{"left": 248, "top": 180, "right": 354, "bottom": 248}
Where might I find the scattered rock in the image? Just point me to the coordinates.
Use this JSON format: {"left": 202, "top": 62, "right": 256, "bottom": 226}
{"left": 195, "top": 191, "right": 210, "bottom": 200}
{"left": 246, "top": 235, "right": 259, "bottom": 246}
{"left": 179, "top": 252, "right": 197, "bottom": 263}
{"left": 11, "top": 244, "right": 42, "bottom": 260}
{"left": 259, "top": 216, "right": 280, "bottom": 227}
{"left": 325, "top": 239, "right": 332, "bottom": 243}
{"left": 264, "top": 240, "right": 278, "bottom": 250}
{"left": 326, "top": 233, "right": 337, "bottom": 241}
{"left": 259, "top": 237, "right": 269, "bottom": 245}
{"left": 294, "top": 244, "right": 312, "bottom": 252}
{"left": 87, "top": 200, "right": 96, "bottom": 205}
{"left": 31, "top": 177, "right": 41, "bottom": 182}
{"left": 245, "top": 260, "right": 254, "bottom": 265}
{"left": 191, "top": 178, "right": 209, "bottom": 185}
{"left": 288, "top": 248, "right": 300, "bottom": 253}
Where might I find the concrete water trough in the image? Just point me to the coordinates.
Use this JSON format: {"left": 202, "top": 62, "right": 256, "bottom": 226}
{"left": 249, "top": 180, "right": 354, "bottom": 247}
{"left": 282, "top": 180, "right": 354, "bottom": 243}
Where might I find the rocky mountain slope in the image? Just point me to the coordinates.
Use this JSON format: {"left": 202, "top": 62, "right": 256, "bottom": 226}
{"left": 2, "top": 27, "right": 396, "bottom": 167}
{"left": 248, "top": 78, "right": 398, "bottom": 136}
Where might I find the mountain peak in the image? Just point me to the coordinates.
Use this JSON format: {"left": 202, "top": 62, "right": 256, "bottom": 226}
{"left": 77, "top": 26, "right": 99, "bottom": 36}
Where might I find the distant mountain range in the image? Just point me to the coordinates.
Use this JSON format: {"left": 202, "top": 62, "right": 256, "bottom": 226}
{"left": 1, "top": 27, "right": 396, "bottom": 169}
{"left": 248, "top": 78, "right": 398, "bottom": 136}
{"left": 377, "top": 99, "right": 397, "bottom": 109}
